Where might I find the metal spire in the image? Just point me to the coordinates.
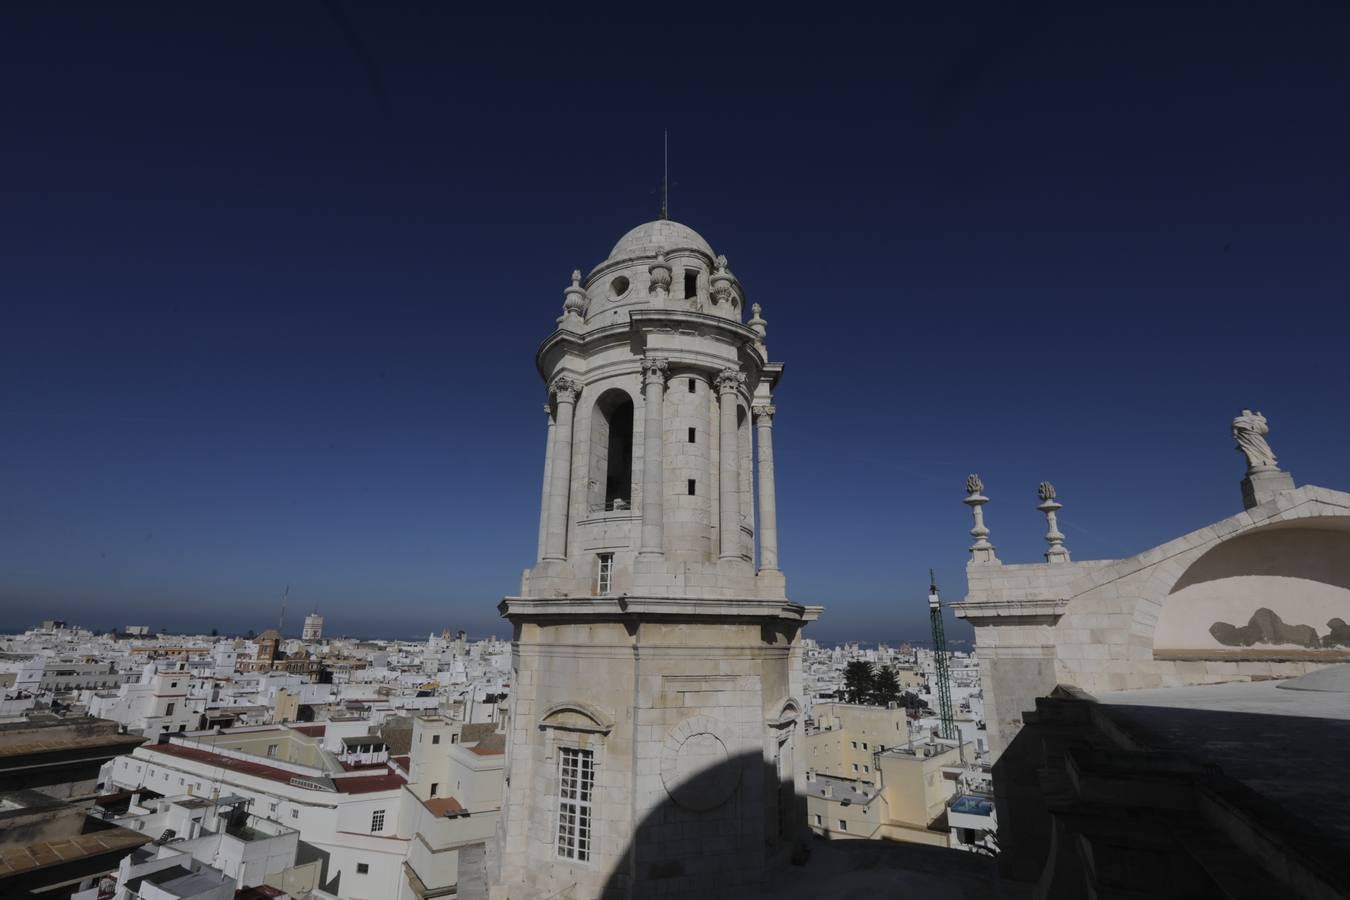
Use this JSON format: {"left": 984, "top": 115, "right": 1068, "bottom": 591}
{"left": 660, "top": 130, "right": 669, "bottom": 221}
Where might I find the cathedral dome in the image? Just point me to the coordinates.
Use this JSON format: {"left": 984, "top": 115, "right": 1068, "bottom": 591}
{"left": 608, "top": 219, "right": 714, "bottom": 262}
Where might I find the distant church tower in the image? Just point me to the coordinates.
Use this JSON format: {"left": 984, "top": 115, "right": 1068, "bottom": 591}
{"left": 493, "top": 219, "right": 821, "bottom": 899}
{"left": 302, "top": 611, "right": 323, "bottom": 641}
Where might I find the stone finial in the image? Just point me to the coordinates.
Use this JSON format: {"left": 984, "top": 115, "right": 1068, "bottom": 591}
{"left": 562, "top": 269, "right": 587, "bottom": 322}
{"left": 1232, "top": 409, "right": 1277, "bottom": 472}
{"left": 748, "top": 303, "right": 767, "bottom": 338}
{"left": 649, "top": 249, "right": 672, "bottom": 297}
{"left": 709, "top": 255, "right": 736, "bottom": 309}
{"left": 1234, "top": 408, "right": 1296, "bottom": 509}
{"left": 1036, "top": 481, "right": 1070, "bottom": 564}
{"left": 963, "top": 474, "right": 998, "bottom": 564}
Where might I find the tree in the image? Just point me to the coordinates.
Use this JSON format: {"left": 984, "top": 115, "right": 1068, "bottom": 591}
{"left": 871, "top": 666, "right": 903, "bottom": 706}
{"left": 843, "top": 661, "right": 876, "bottom": 704}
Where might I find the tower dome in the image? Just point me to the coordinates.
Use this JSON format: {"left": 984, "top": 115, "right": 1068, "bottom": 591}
{"left": 607, "top": 219, "right": 714, "bottom": 262}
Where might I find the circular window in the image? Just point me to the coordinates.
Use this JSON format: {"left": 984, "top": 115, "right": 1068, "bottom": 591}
{"left": 609, "top": 275, "right": 630, "bottom": 300}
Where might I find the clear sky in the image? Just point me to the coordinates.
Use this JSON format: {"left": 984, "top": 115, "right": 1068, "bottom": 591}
{"left": 3, "top": 4, "right": 1348, "bottom": 642}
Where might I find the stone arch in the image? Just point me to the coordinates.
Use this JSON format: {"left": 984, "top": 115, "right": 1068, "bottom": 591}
{"left": 1155, "top": 520, "right": 1350, "bottom": 655}
{"left": 538, "top": 700, "right": 614, "bottom": 734}
{"left": 587, "top": 388, "right": 634, "bottom": 512}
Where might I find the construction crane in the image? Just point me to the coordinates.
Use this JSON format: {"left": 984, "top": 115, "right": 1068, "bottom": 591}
{"left": 928, "top": 569, "right": 957, "bottom": 743}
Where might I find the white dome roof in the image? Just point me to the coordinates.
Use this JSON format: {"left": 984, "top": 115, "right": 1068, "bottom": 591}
{"left": 608, "top": 219, "right": 714, "bottom": 261}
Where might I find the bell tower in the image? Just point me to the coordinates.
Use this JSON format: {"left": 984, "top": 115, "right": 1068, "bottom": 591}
{"left": 493, "top": 219, "right": 821, "bottom": 899}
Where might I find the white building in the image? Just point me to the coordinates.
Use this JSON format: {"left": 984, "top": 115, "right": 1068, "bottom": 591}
{"left": 88, "top": 661, "right": 196, "bottom": 736}
{"left": 302, "top": 612, "right": 324, "bottom": 642}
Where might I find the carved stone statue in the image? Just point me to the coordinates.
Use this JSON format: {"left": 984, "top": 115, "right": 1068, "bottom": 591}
{"left": 1232, "top": 409, "right": 1277, "bottom": 471}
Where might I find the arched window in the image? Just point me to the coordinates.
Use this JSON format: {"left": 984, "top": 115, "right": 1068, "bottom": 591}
{"left": 588, "top": 390, "right": 634, "bottom": 512}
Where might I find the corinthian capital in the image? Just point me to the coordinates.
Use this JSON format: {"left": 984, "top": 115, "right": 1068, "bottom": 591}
{"left": 641, "top": 357, "right": 669, "bottom": 387}
{"left": 550, "top": 376, "right": 582, "bottom": 404}
{"left": 751, "top": 403, "right": 776, "bottom": 423}
{"left": 714, "top": 368, "right": 745, "bottom": 395}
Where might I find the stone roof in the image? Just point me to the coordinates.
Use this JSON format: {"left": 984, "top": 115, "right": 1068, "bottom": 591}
{"left": 607, "top": 219, "right": 713, "bottom": 262}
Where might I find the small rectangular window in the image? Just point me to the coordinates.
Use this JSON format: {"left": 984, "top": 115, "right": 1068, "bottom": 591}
{"left": 687, "top": 479, "right": 696, "bottom": 496}
{"left": 371, "top": 809, "right": 386, "bottom": 833}
{"left": 814, "top": 814, "right": 822, "bottom": 826}
{"left": 430, "top": 783, "right": 439, "bottom": 796}
{"left": 596, "top": 553, "right": 614, "bottom": 595}
{"left": 684, "top": 269, "right": 698, "bottom": 299}
{"left": 165, "top": 702, "right": 175, "bottom": 715}
{"left": 432, "top": 734, "right": 440, "bottom": 745}
{"left": 839, "top": 820, "right": 848, "bottom": 831}
{"left": 266, "top": 744, "right": 278, "bottom": 757}
{"left": 688, "top": 427, "right": 695, "bottom": 443}
{"left": 356, "top": 862, "right": 369, "bottom": 875}
{"left": 292, "top": 809, "right": 299, "bottom": 819}
{"left": 687, "top": 378, "right": 696, "bottom": 393}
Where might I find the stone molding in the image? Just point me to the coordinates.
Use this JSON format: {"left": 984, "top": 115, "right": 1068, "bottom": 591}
{"left": 714, "top": 367, "right": 745, "bottom": 395}
{"left": 660, "top": 715, "right": 738, "bottom": 811}
{"left": 549, "top": 375, "right": 581, "bottom": 404}
{"left": 751, "top": 403, "right": 776, "bottom": 422}
{"left": 499, "top": 595, "right": 822, "bottom": 622}
{"left": 537, "top": 700, "right": 615, "bottom": 734}
{"left": 640, "top": 356, "right": 669, "bottom": 386}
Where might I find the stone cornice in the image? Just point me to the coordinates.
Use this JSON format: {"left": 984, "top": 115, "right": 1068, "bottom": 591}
{"left": 499, "top": 595, "right": 820, "bottom": 623}
{"left": 952, "top": 597, "right": 1068, "bottom": 626}
{"left": 535, "top": 309, "right": 767, "bottom": 381}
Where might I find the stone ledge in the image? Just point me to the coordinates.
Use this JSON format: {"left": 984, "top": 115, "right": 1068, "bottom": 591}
{"left": 499, "top": 595, "right": 821, "bottom": 623}
{"left": 1154, "top": 648, "right": 1350, "bottom": 662}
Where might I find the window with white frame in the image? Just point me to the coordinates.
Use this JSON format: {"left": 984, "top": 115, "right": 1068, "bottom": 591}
{"left": 556, "top": 747, "right": 594, "bottom": 861}
{"left": 371, "top": 809, "right": 386, "bottom": 833}
{"left": 595, "top": 554, "right": 614, "bottom": 596}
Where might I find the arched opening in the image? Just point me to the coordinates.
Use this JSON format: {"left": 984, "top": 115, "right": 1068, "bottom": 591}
{"left": 588, "top": 389, "right": 634, "bottom": 512}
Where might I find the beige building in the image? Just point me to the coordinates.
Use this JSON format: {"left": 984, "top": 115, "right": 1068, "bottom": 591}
{"left": 804, "top": 703, "right": 968, "bottom": 848}
{"left": 493, "top": 218, "right": 822, "bottom": 899}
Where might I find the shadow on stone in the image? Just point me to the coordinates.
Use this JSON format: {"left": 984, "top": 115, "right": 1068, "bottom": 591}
{"left": 994, "top": 688, "right": 1350, "bottom": 897}
{"left": 596, "top": 752, "right": 1011, "bottom": 900}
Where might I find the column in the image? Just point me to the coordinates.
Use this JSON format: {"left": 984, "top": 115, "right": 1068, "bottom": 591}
{"left": 715, "top": 368, "right": 744, "bottom": 560}
{"left": 639, "top": 358, "right": 668, "bottom": 557}
{"left": 753, "top": 403, "right": 779, "bottom": 572}
{"left": 543, "top": 377, "right": 580, "bottom": 561}
{"left": 536, "top": 404, "right": 556, "bottom": 562}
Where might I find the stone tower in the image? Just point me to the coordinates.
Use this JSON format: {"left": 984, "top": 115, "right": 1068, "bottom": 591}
{"left": 493, "top": 219, "right": 821, "bottom": 899}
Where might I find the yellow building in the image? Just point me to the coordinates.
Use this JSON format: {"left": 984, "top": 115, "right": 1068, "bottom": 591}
{"left": 805, "top": 702, "right": 968, "bottom": 847}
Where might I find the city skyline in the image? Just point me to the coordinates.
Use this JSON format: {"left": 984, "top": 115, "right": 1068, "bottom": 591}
{"left": 5, "top": 5, "right": 1350, "bottom": 641}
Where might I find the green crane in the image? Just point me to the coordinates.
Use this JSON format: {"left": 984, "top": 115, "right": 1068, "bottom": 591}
{"left": 928, "top": 570, "right": 957, "bottom": 742}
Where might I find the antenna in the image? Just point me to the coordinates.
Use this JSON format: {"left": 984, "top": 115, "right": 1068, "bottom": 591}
{"left": 660, "top": 130, "right": 668, "bottom": 221}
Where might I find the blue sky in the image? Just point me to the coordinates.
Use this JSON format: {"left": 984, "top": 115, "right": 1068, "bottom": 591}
{"left": 2, "top": 4, "right": 1348, "bottom": 641}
